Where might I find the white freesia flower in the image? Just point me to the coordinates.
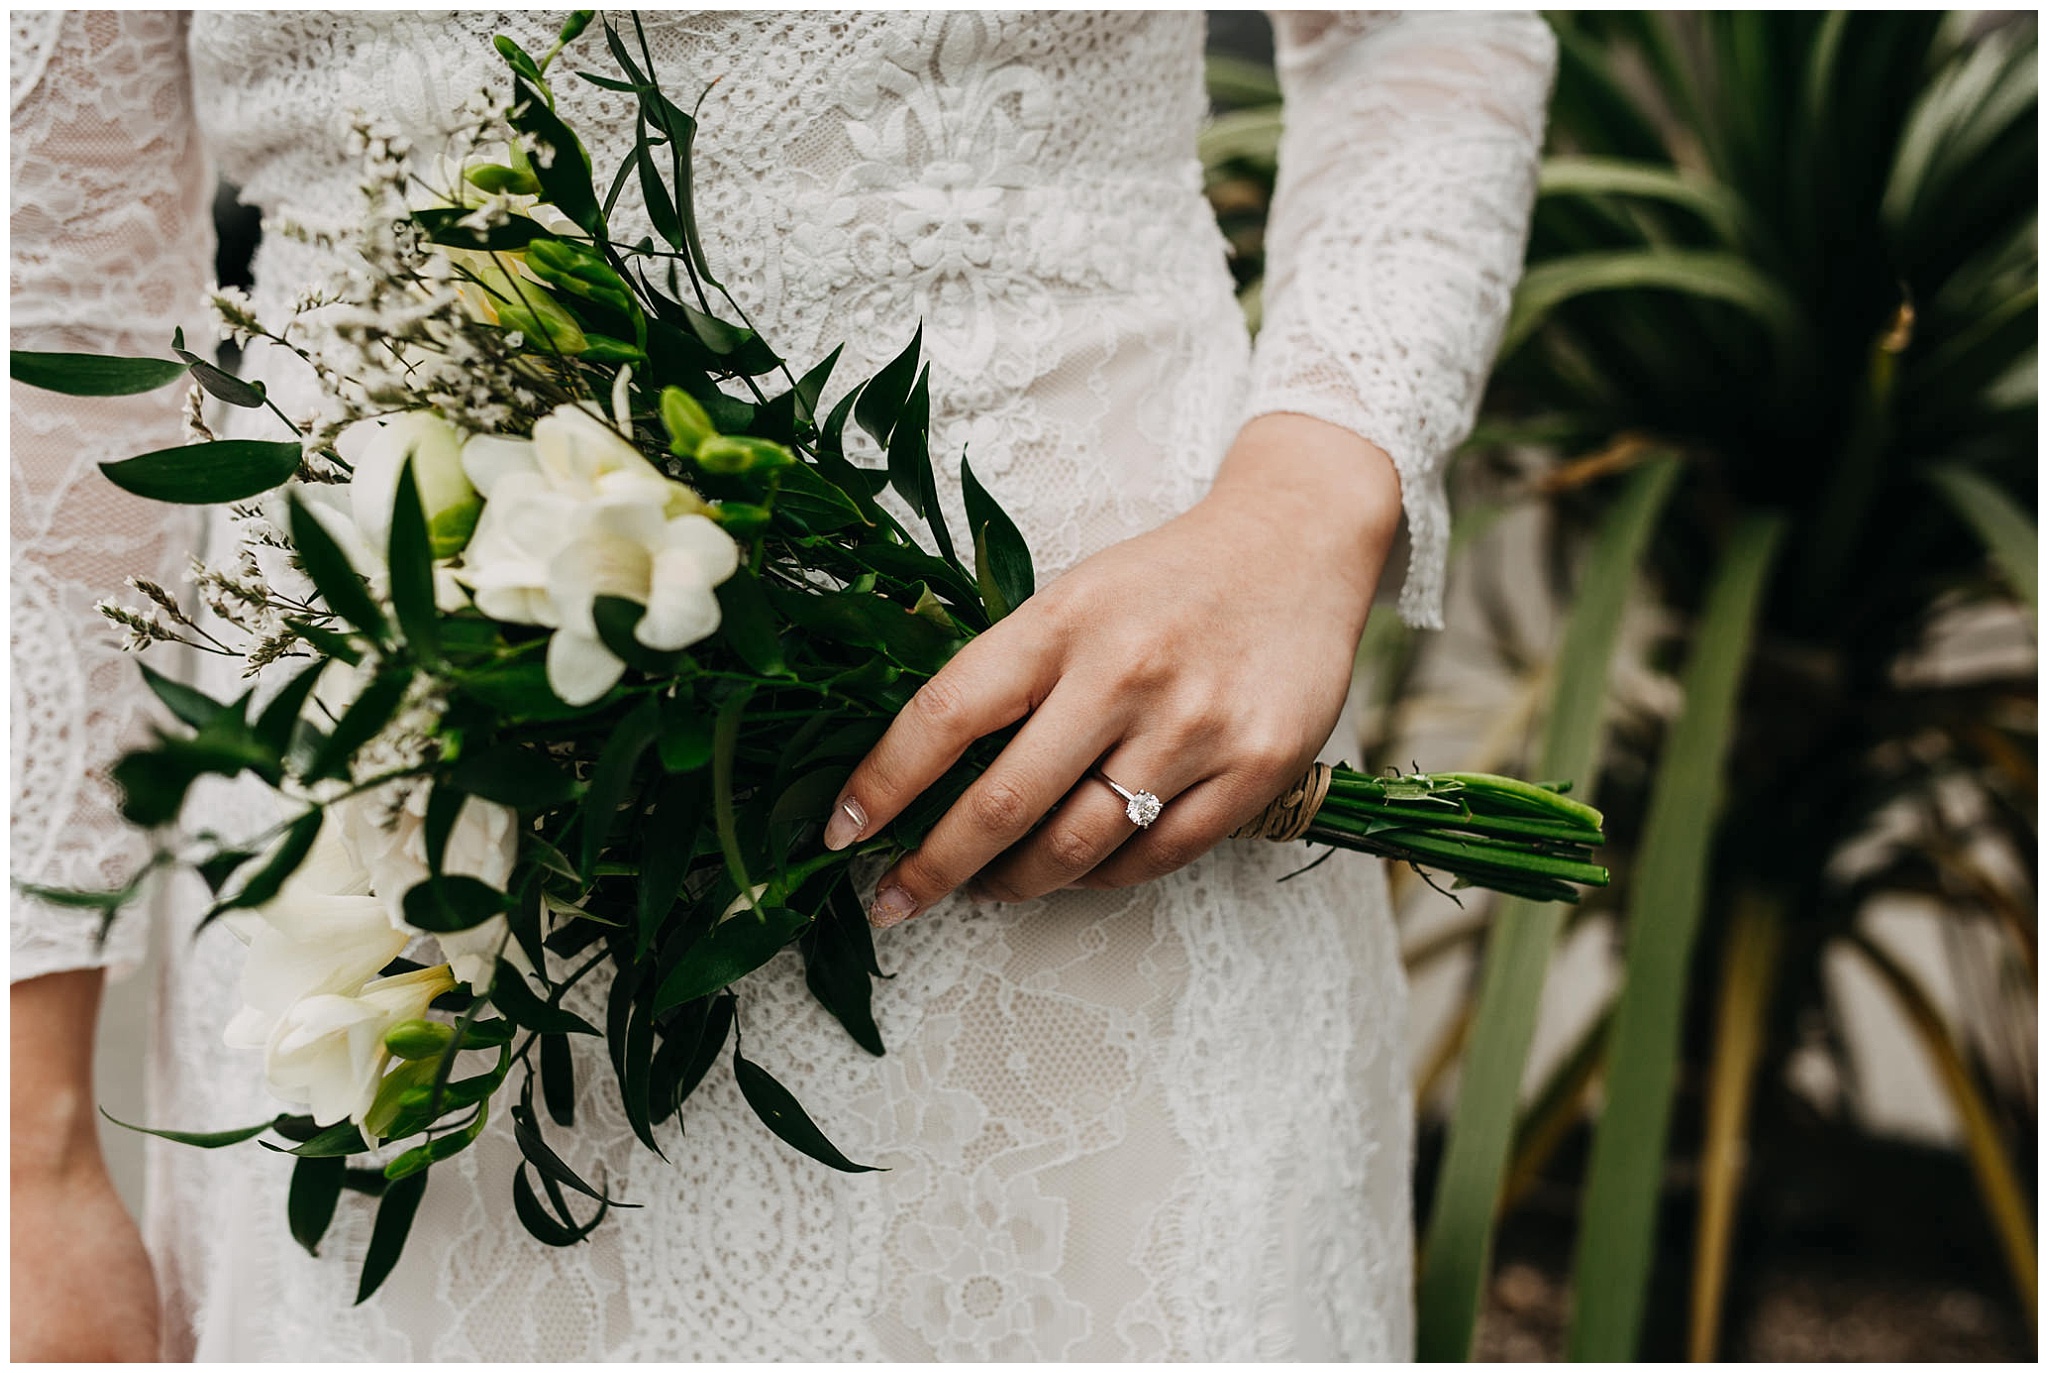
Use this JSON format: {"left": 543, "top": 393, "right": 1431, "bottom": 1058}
{"left": 345, "top": 411, "right": 482, "bottom": 558}
{"left": 263, "top": 964, "right": 456, "bottom": 1127}
{"left": 220, "top": 823, "right": 410, "bottom": 1054}
{"left": 456, "top": 401, "right": 738, "bottom": 706}
{"left": 336, "top": 787, "right": 531, "bottom": 990}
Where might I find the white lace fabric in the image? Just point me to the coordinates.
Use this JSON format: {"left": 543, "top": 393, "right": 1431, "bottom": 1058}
{"left": 10, "top": 10, "right": 1554, "bottom": 1360}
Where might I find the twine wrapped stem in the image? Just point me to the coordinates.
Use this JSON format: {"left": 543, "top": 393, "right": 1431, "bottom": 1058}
{"left": 1232, "top": 762, "right": 1335, "bottom": 843}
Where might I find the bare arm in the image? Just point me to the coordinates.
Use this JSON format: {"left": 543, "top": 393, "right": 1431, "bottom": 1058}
{"left": 11, "top": 970, "right": 160, "bottom": 1361}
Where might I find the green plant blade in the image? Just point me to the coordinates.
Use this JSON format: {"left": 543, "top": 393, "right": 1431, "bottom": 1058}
{"left": 10, "top": 349, "right": 187, "bottom": 396}
{"left": 1689, "top": 889, "right": 1786, "bottom": 1360}
{"left": 1417, "top": 454, "right": 1680, "bottom": 1361}
{"left": 1928, "top": 466, "right": 2037, "bottom": 612}
{"left": 1537, "top": 155, "right": 1749, "bottom": 245}
{"left": 1501, "top": 248, "right": 1802, "bottom": 358}
{"left": 1568, "top": 512, "right": 1786, "bottom": 1361}
{"left": 101, "top": 439, "right": 303, "bottom": 505}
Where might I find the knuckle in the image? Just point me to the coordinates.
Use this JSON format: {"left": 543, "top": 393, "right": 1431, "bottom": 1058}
{"left": 967, "top": 774, "right": 1034, "bottom": 836}
{"left": 1146, "top": 827, "right": 1213, "bottom": 875}
{"left": 891, "top": 852, "right": 948, "bottom": 903}
{"left": 1044, "top": 822, "right": 1105, "bottom": 874}
{"left": 910, "top": 673, "right": 974, "bottom": 734}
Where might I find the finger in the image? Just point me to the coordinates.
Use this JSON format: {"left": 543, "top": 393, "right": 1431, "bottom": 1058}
{"left": 971, "top": 743, "right": 1208, "bottom": 903}
{"left": 823, "top": 624, "right": 1056, "bottom": 853}
{"left": 1072, "top": 774, "right": 1257, "bottom": 891}
{"left": 866, "top": 682, "right": 1125, "bottom": 929}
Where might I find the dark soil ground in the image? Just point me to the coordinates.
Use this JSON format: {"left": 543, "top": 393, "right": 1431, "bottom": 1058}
{"left": 1420, "top": 1118, "right": 2036, "bottom": 1361}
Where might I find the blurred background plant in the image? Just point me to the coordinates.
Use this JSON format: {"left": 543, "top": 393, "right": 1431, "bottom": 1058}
{"left": 1205, "top": 10, "right": 2036, "bottom": 1360}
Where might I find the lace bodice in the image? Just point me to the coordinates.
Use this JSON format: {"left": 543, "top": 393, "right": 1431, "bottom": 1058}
{"left": 11, "top": 10, "right": 1554, "bottom": 1360}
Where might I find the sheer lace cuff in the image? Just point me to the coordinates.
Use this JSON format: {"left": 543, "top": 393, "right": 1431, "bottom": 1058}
{"left": 1245, "top": 11, "right": 1556, "bottom": 629}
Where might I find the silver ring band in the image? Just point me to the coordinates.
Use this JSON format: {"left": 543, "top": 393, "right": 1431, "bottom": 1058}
{"left": 1094, "top": 771, "right": 1164, "bottom": 828}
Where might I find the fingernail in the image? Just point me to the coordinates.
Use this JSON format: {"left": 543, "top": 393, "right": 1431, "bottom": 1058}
{"left": 824, "top": 796, "right": 867, "bottom": 852}
{"left": 869, "top": 884, "right": 917, "bottom": 930}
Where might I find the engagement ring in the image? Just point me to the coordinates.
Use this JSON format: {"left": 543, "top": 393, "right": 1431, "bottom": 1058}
{"left": 1095, "top": 771, "right": 1164, "bottom": 828}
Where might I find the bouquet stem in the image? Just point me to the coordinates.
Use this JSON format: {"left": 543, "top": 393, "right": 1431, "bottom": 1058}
{"left": 1237, "top": 765, "right": 1610, "bottom": 904}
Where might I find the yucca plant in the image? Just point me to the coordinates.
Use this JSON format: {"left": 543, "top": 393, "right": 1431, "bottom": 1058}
{"left": 1408, "top": 11, "right": 2038, "bottom": 1361}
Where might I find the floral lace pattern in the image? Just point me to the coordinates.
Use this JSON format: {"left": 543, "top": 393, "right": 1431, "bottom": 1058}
{"left": 11, "top": 9, "right": 1554, "bottom": 1359}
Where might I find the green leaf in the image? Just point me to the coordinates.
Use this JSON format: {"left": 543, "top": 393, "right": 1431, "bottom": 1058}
{"left": 654, "top": 905, "right": 810, "bottom": 1011}
{"left": 288, "top": 495, "right": 388, "bottom": 644}
{"left": 210, "top": 808, "right": 323, "bottom": 918}
{"left": 793, "top": 344, "right": 843, "bottom": 428}
{"left": 98, "top": 1107, "right": 280, "bottom": 1149}
{"left": 171, "top": 332, "right": 267, "bottom": 409}
{"left": 100, "top": 439, "right": 302, "bottom": 504}
{"left": 665, "top": 992, "right": 736, "bottom": 1119}
{"left": 508, "top": 75, "right": 603, "bottom": 237}
{"left": 960, "top": 455, "right": 1035, "bottom": 620}
{"left": 657, "top": 695, "right": 714, "bottom": 773}
{"left": 732, "top": 1037, "right": 880, "bottom": 1172}
{"left": 1502, "top": 249, "right": 1803, "bottom": 358}
{"left": 136, "top": 661, "right": 229, "bottom": 731}
{"left": 714, "top": 574, "right": 786, "bottom": 676}
{"left": 11, "top": 350, "right": 187, "bottom": 396}
{"left": 387, "top": 460, "right": 440, "bottom": 663}
{"left": 637, "top": 774, "right": 701, "bottom": 959}
{"left": 401, "top": 875, "right": 512, "bottom": 934}
{"left": 1928, "top": 466, "right": 2037, "bottom": 612}
{"left": 411, "top": 205, "right": 551, "bottom": 251}
{"left": 1538, "top": 155, "right": 1750, "bottom": 244}
{"left": 486, "top": 960, "right": 601, "bottom": 1036}
{"left": 354, "top": 1170, "right": 428, "bottom": 1305}
{"left": 254, "top": 659, "right": 326, "bottom": 758}
{"left": 264, "top": 1119, "right": 369, "bottom": 1158}
{"left": 512, "top": 1161, "right": 610, "bottom": 1246}
{"left": 854, "top": 324, "right": 924, "bottom": 449}
{"left": 541, "top": 1033, "right": 577, "bottom": 1127}
{"left": 511, "top": 1101, "right": 612, "bottom": 1204}
{"left": 802, "top": 891, "right": 885, "bottom": 1056}
{"left": 578, "top": 696, "right": 661, "bottom": 878}
{"left": 1568, "top": 514, "right": 1785, "bottom": 1360}
{"left": 885, "top": 364, "right": 935, "bottom": 519}
{"left": 450, "top": 745, "right": 580, "bottom": 810}
{"left": 288, "top": 1155, "right": 346, "bottom": 1257}
{"left": 1417, "top": 455, "right": 1681, "bottom": 1361}
{"left": 455, "top": 660, "right": 585, "bottom": 722}
{"left": 305, "top": 670, "right": 410, "bottom": 783}
{"left": 285, "top": 616, "right": 364, "bottom": 668}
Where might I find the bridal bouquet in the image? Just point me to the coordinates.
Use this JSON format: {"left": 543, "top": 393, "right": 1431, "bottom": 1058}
{"left": 14, "top": 14, "right": 1605, "bottom": 1298}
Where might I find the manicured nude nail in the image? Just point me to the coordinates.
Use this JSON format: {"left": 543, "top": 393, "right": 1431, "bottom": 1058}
{"left": 824, "top": 797, "right": 867, "bottom": 852}
{"left": 869, "top": 884, "right": 917, "bottom": 930}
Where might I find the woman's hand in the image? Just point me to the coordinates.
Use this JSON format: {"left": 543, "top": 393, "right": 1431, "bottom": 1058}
{"left": 11, "top": 970, "right": 160, "bottom": 1362}
{"left": 825, "top": 412, "right": 1403, "bottom": 927}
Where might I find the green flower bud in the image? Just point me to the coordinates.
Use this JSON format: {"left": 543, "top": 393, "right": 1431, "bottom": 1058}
{"left": 384, "top": 1018, "right": 455, "bottom": 1060}
{"left": 361, "top": 1056, "right": 441, "bottom": 1140}
{"left": 464, "top": 162, "right": 542, "bottom": 196}
{"left": 713, "top": 501, "right": 773, "bottom": 537}
{"left": 493, "top": 288, "right": 588, "bottom": 355}
{"left": 695, "top": 434, "right": 796, "bottom": 475}
{"left": 525, "top": 237, "right": 634, "bottom": 314}
{"left": 661, "top": 386, "right": 716, "bottom": 456}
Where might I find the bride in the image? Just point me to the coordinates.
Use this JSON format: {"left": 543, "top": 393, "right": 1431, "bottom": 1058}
{"left": 11, "top": 10, "right": 1553, "bottom": 1360}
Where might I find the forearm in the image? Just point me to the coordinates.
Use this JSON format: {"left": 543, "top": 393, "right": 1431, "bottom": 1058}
{"left": 11, "top": 969, "right": 107, "bottom": 1180}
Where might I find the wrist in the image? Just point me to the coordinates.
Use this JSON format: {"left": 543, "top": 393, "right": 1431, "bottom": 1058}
{"left": 1205, "top": 411, "right": 1403, "bottom": 595}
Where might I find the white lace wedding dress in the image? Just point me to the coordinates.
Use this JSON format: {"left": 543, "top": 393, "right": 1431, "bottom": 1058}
{"left": 11, "top": 10, "right": 1553, "bottom": 1360}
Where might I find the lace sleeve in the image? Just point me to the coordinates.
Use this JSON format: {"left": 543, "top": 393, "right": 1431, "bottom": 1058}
{"left": 1244, "top": 11, "right": 1556, "bottom": 629}
{"left": 11, "top": 11, "right": 214, "bottom": 982}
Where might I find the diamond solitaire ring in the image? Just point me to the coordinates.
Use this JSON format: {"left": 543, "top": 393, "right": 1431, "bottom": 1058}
{"left": 1094, "top": 771, "right": 1164, "bottom": 828}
